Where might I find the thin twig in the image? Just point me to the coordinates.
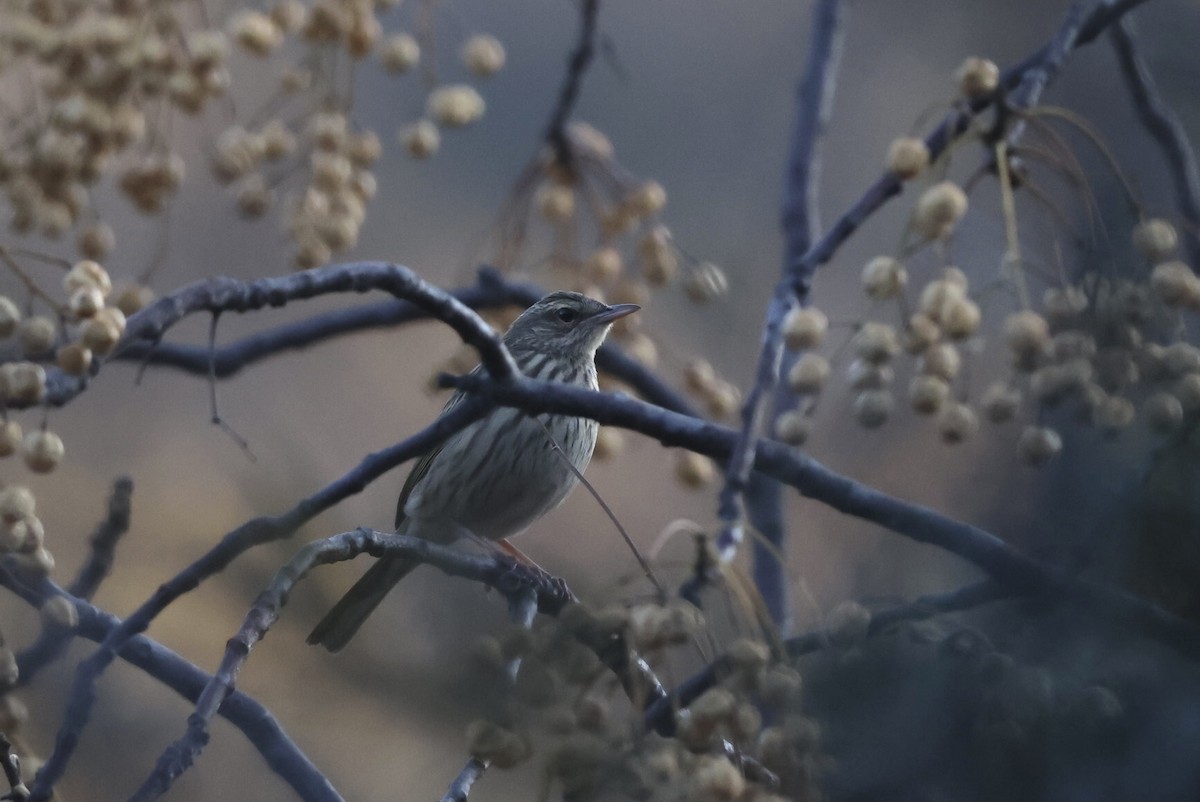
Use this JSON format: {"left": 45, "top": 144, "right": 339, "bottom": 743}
{"left": 543, "top": 0, "right": 600, "bottom": 169}
{"left": 643, "top": 580, "right": 1009, "bottom": 734}
{"left": 1110, "top": 16, "right": 1200, "bottom": 263}
{"left": 0, "top": 733, "right": 29, "bottom": 802}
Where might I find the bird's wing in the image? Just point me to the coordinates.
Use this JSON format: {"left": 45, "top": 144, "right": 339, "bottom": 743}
{"left": 394, "top": 370, "right": 478, "bottom": 529}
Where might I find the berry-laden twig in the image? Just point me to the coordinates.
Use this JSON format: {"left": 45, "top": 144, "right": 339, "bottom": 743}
{"left": 1109, "top": 16, "right": 1200, "bottom": 263}
{"left": 0, "top": 571, "right": 341, "bottom": 802}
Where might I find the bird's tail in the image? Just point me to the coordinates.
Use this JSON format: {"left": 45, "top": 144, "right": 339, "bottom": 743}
{"left": 306, "top": 556, "right": 418, "bottom": 652}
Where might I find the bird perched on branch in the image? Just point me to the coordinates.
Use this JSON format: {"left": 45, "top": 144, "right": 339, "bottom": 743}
{"left": 308, "top": 291, "right": 638, "bottom": 652}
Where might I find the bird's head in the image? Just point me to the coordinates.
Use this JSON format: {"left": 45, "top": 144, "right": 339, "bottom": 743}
{"left": 504, "top": 291, "right": 639, "bottom": 360}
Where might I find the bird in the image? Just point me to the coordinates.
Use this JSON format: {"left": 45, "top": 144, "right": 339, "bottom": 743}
{"left": 307, "top": 291, "right": 639, "bottom": 652}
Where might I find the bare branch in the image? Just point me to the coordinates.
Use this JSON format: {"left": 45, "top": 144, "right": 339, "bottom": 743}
{"left": 720, "top": 0, "right": 845, "bottom": 628}
{"left": 29, "top": 399, "right": 492, "bottom": 802}
{"left": 1110, "top": 16, "right": 1200, "bottom": 262}
{"left": 0, "top": 572, "right": 342, "bottom": 802}
{"left": 33, "top": 262, "right": 520, "bottom": 410}
{"left": 0, "top": 733, "right": 28, "bottom": 802}
{"left": 127, "top": 531, "right": 567, "bottom": 802}
{"left": 543, "top": 0, "right": 600, "bottom": 169}
{"left": 442, "top": 370, "right": 1200, "bottom": 660}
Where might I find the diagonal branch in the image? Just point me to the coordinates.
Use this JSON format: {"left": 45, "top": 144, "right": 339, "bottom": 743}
{"left": 442, "top": 371, "right": 1200, "bottom": 660}
{"left": 0, "top": 571, "right": 342, "bottom": 802}
{"left": 1110, "top": 16, "right": 1200, "bottom": 262}
{"left": 29, "top": 397, "right": 493, "bottom": 801}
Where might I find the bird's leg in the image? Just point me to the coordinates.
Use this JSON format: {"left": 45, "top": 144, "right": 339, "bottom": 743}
{"left": 497, "top": 538, "right": 543, "bottom": 570}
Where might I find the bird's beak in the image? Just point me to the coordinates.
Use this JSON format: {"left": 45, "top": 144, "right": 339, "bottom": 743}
{"left": 595, "top": 303, "right": 640, "bottom": 324}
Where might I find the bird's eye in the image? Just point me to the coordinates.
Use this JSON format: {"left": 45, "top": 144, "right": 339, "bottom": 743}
{"left": 555, "top": 307, "right": 577, "bottom": 323}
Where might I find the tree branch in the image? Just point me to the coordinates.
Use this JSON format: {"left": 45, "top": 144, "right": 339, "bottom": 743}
{"left": 127, "top": 531, "right": 566, "bottom": 802}
{"left": 1110, "top": 16, "right": 1200, "bottom": 263}
{"left": 442, "top": 370, "right": 1200, "bottom": 659}
{"left": 543, "top": 0, "right": 600, "bottom": 168}
{"left": 29, "top": 397, "right": 493, "bottom": 801}
{"left": 0, "top": 571, "right": 342, "bottom": 802}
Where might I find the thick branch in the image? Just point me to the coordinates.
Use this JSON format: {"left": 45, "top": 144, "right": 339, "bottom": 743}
{"left": 443, "top": 371, "right": 1200, "bottom": 660}
{"left": 35, "top": 262, "right": 519, "bottom": 409}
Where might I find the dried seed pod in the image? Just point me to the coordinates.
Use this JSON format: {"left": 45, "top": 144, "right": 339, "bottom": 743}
{"left": 638, "top": 226, "right": 677, "bottom": 285}
{"left": 909, "top": 375, "right": 950, "bottom": 415}
{"left": 584, "top": 247, "right": 622, "bottom": 283}
{"left": 626, "top": 180, "right": 667, "bottom": 217}
{"left": 688, "top": 755, "right": 745, "bottom": 801}
{"left": 887, "top": 136, "right": 930, "bottom": 180}
{"left": 536, "top": 182, "right": 575, "bottom": 222}
{"left": 940, "top": 297, "right": 981, "bottom": 339}
{"left": 675, "top": 451, "right": 715, "bottom": 488}
{"left": 465, "top": 720, "right": 530, "bottom": 769}
{"left": 903, "top": 313, "right": 941, "bottom": 354}
{"left": 3, "top": 362, "right": 47, "bottom": 404}
{"left": 69, "top": 285, "right": 105, "bottom": 318}
{"left": 956, "top": 57, "right": 999, "bottom": 97}
{"left": 114, "top": 284, "right": 155, "bottom": 316}
{"left": 592, "top": 426, "right": 624, "bottom": 460}
{"left": 846, "top": 359, "right": 893, "bottom": 391}
{"left": 56, "top": 343, "right": 93, "bottom": 376}
{"left": 0, "top": 486, "right": 35, "bottom": 521}
{"left": 41, "top": 595, "right": 78, "bottom": 631}
{"left": 80, "top": 308, "right": 125, "bottom": 355}
{"left": 462, "top": 34, "right": 505, "bottom": 76}
{"left": 65, "top": 259, "right": 112, "bottom": 297}
{"left": 427, "top": 85, "right": 485, "bottom": 127}
{"left": 0, "top": 422, "right": 22, "bottom": 457}
{"left": 683, "top": 262, "right": 728, "bottom": 303}
{"left": 1094, "top": 395, "right": 1135, "bottom": 432}
{"left": 381, "top": 33, "right": 420, "bottom": 72}
{"left": 827, "top": 600, "right": 872, "bottom": 647}
{"left": 861, "top": 256, "right": 907, "bottom": 299}
{"left": 1133, "top": 218, "right": 1179, "bottom": 262}
{"left": 774, "top": 410, "right": 810, "bottom": 446}
{"left": 705, "top": 381, "right": 741, "bottom": 419}
{"left": 77, "top": 223, "right": 116, "bottom": 260}
{"left": 919, "top": 278, "right": 966, "bottom": 324}
{"left": 787, "top": 353, "right": 829, "bottom": 394}
{"left": 1017, "top": 426, "right": 1062, "bottom": 466}
{"left": 1004, "top": 311, "right": 1050, "bottom": 357}
{"left": 1150, "top": 261, "right": 1200, "bottom": 306}
{"left": 19, "top": 317, "right": 57, "bottom": 356}
{"left": 1174, "top": 373, "right": 1200, "bottom": 414}
{"left": 919, "top": 342, "right": 961, "bottom": 381}
{"left": 1144, "top": 392, "right": 1184, "bottom": 434}
{"left": 912, "top": 181, "right": 968, "bottom": 240}
{"left": 0, "top": 297, "right": 20, "bottom": 338}
{"left": 937, "top": 402, "right": 978, "bottom": 444}
{"left": 23, "top": 429, "right": 64, "bottom": 473}
{"left": 400, "top": 120, "right": 440, "bottom": 159}
{"left": 853, "top": 390, "right": 893, "bottom": 428}
{"left": 854, "top": 322, "right": 900, "bottom": 364}
{"left": 980, "top": 382, "right": 1020, "bottom": 423}
{"left": 230, "top": 10, "right": 282, "bottom": 56}
{"left": 783, "top": 307, "right": 828, "bottom": 350}
{"left": 683, "top": 359, "right": 716, "bottom": 394}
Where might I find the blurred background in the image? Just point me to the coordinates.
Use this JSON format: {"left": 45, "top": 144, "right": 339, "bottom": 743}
{"left": 4, "top": 0, "right": 1200, "bottom": 799}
